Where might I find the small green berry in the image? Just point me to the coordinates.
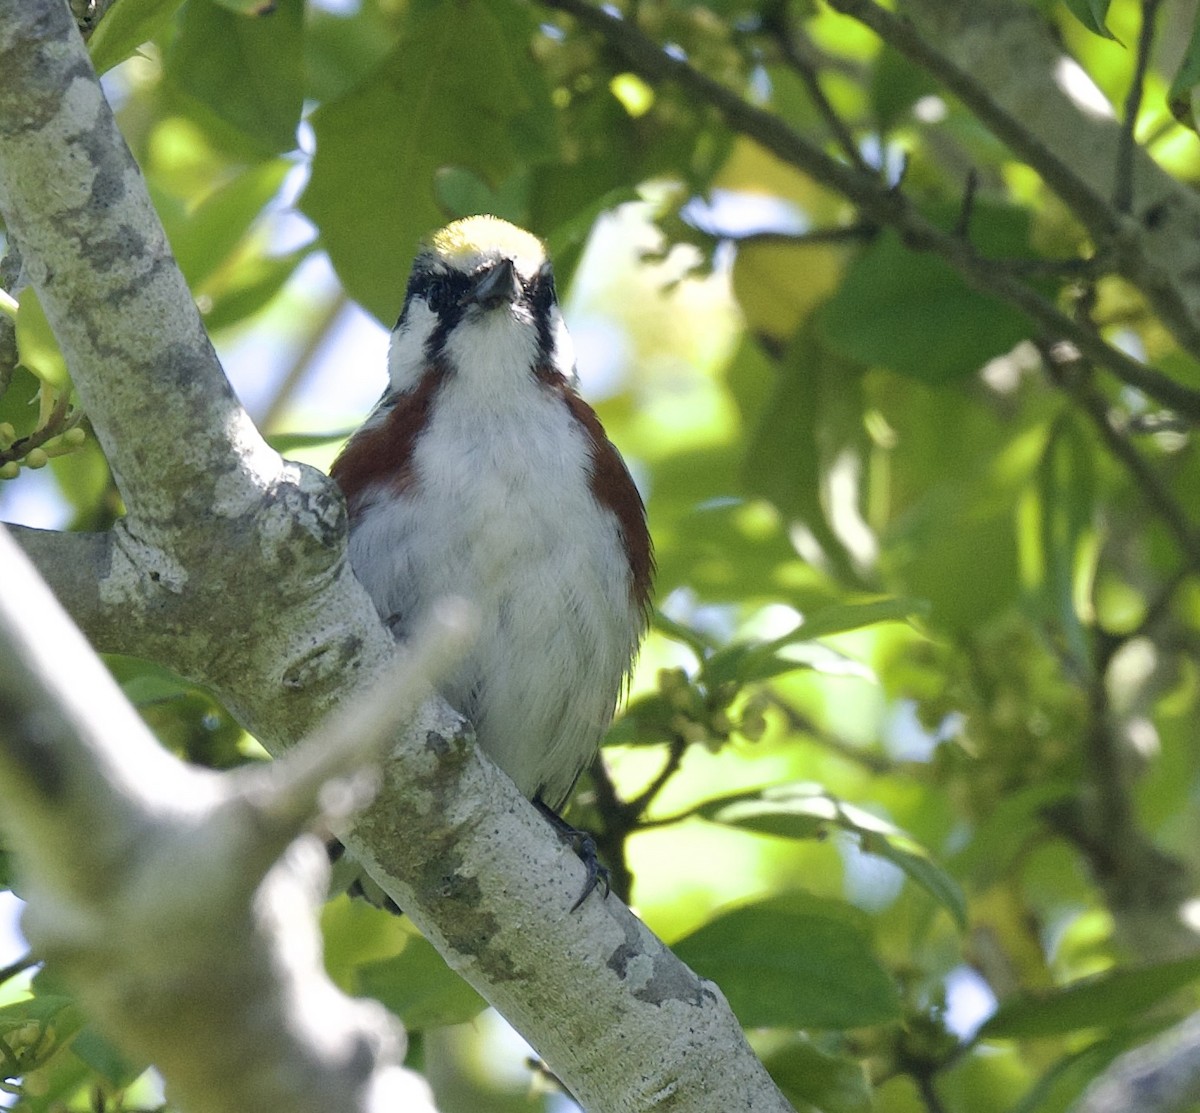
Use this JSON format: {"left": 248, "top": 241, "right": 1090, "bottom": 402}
{"left": 0, "top": 461, "right": 20, "bottom": 480}
{"left": 25, "top": 448, "right": 48, "bottom": 469}
{"left": 0, "top": 423, "right": 14, "bottom": 446}
{"left": 63, "top": 427, "right": 87, "bottom": 447}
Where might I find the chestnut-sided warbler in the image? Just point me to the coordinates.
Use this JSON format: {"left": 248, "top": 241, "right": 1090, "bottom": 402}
{"left": 331, "top": 216, "right": 653, "bottom": 871}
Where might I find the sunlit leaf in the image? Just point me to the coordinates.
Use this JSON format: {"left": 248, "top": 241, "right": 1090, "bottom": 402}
{"left": 982, "top": 955, "right": 1200, "bottom": 1039}
{"left": 698, "top": 784, "right": 967, "bottom": 929}
{"left": 1062, "top": 0, "right": 1117, "bottom": 40}
{"left": 202, "top": 246, "right": 315, "bottom": 333}
{"left": 211, "top": 0, "right": 277, "bottom": 12}
{"left": 15, "top": 289, "right": 69, "bottom": 390}
{"left": 167, "top": 0, "right": 304, "bottom": 155}
{"left": 266, "top": 428, "right": 355, "bottom": 454}
{"left": 88, "top": 0, "right": 185, "bottom": 75}
{"left": 1033, "top": 414, "right": 1095, "bottom": 667}
{"left": 1168, "top": 12, "right": 1200, "bottom": 131}
{"left": 819, "top": 206, "right": 1039, "bottom": 383}
{"left": 701, "top": 597, "right": 928, "bottom": 687}
{"left": 763, "top": 1038, "right": 873, "bottom": 1113}
{"left": 673, "top": 893, "right": 900, "bottom": 1029}
{"left": 358, "top": 937, "right": 486, "bottom": 1030}
{"left": 302, "top": 0, "right": 555, "bottom": 322}
{"left": 169, "top": 160, "right": 290, "bottom": 288}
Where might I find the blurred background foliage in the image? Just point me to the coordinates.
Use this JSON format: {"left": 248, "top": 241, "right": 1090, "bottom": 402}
{"left": 4, "top": 0, "right": 1200, "bottom": 1109}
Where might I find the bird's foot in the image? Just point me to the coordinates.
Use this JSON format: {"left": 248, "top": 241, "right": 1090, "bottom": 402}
{"left": 534, "top": 798, "right": 610, "bottom": 911}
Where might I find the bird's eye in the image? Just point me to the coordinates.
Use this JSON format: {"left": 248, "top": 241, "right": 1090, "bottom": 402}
{"left": 425, "top": 277, "right": 452, "bottom": 314}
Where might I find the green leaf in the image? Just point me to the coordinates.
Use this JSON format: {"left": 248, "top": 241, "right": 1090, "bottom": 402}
{"left": 1062, "top": 0, "right": 1118, "bottom": 40}
{"left": 701, "top": 597, "right": 928, "bottom": 687}
{"left": 202, "top": 245, "right": 315, "bottom": 333}
{"left": 819, "top": 207, "right": 1038, "bottom": 383}
{"left": 167, "top": 0, "right": 304, "bottom": 155}
{"left": 0, "top": 995, "right": 79, "bottom": 1031}
{"left": 699, "top": 784, "right": 967, "bottom": 929}
{"left": 358, "top": 936, "right": 486, "bottom": 1030}
{"left": 741, "top": 330, "right": 868, "bottom": 584}
{"left": 167, "top": 160, "right": 291, "bottom": 288}
{"left": 604, "top": 691, "right": 676, "bottom": 746}
{"left": 763, "top": 1037, "right": 874, "bottom": 1113}
{"left": 1010, "top": 1034, "right": 1136, "bottom": 1113}
{"left": 672, "top": 893, "right": 900, "bottom": 1029}
{"left": 301, "top": 0, "right": 555, "bottom": 322}
{"left": 266, "top": 428, "right": 355, "bottom": 455}
{"left": 981, "top": 954, "right": 1200, "bottom": 1039}
{"left": 211, "top": 0, "right": 277, "bottom": 11}
{"left": 106, "top": 656, "right": 192, "bottom": 706}
{"left": 1033, "top": 414, "right": 1095, "bottom": 667}
{"left": 15, "top": 289, "right": 69, "bottom": 390}
{"left": 948, "top": 782, "right": 1075, "bottom": 889}
{"left": 652, "top": 610, "right": 718, "bottom": 657}
{"left": 894, "top": 487, "right": 1022, "bottom": 632}
{"left": 1168, "top": 12, "right": 1200, "bottom": 131}
{"left": 870, "top": 44, "right": 940, "bottom": 132}
{"left": 433, "top": 167, "right": 528, "bottom": 227}
{"left": 70, "top": 1026, "right": 144, "bottom": 1088}
{"left": 88, "top": 0, "right": 186, "bottom": 75}
{"left": 863, "top": 826, "right": 967, "bottom": 932}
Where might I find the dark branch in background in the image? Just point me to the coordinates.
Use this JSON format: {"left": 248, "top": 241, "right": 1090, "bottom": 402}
{"left": 824, "top": 0, "right": 1123, "bottom": 237}
{"left": 1037, "top": 340, "right": 1195, "bottom": 926}
{"left": 953, "top": 168, "right": 979, "bottom": 239}
{"left": 1041, "top": 342, "right": 1200, "bottom": 569}
{"left": 1114, "top": 0, "right": 1162, "bottom": 214}
{"left": 766, "top": 694, "right": 896, "bottom": 775}
{"left": 587, "top": 735, "right": 689, "bottom": 902}
{"left": 720, "top": 224, "right": 877, "bottom": 249}
{"left": 763, "top": 3, "right": 876, "bottom": 177}
{"left": 540, "top": 0, "right": 1200, "bottom": 422}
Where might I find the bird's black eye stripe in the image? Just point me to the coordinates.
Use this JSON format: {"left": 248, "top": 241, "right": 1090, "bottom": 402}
{"left": 410, "top": 269, "right": 470, "bottom": 317}
{"left": 532, "top": 262, "right": 558, "bottom": 362}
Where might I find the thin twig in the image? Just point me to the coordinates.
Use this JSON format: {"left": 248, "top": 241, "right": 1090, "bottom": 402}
{"left": 1040, "top": 342, "right": 1200, "bottom": 569}
{"left": 0, "top": 390, "right": 77, "bottom": 466}
{"left": 1129, "top": 565, "right": 1192, "bottom": 640}
{"left": 766, "top": 693, "right": 896, "bottom": 775}
{"left": 766, "top": 9, "right": 875, "bottom": 175}
{"left": 1115, "top": 0, "right": 1163, "bottom": 214}
{"left": 953, "top": 169, "right": 979, "bottom": 239}
{"left": 824, "top": 0, "right": 1122, "bottom": 238}
{"left": 626, "top": 735, "right": 689, "bottom": 817}
{"left": 720, "top": 225, "right": 877, "bottom": 248}
{"left": 540, "top": 0, "right": 1200, "bottom": 422}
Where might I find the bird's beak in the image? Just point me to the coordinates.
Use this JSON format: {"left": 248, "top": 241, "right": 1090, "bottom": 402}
{"left": 466, "top": 257, "right": 521, "bottom": 310}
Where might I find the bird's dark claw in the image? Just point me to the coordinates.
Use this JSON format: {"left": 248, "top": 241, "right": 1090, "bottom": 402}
{"left": 534, "top": 799, "right": 610, "bottom": 911}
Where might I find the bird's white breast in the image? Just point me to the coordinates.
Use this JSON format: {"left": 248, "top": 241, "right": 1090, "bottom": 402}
{"left": 347, "top": 315, "right": 639, "bottom": 807}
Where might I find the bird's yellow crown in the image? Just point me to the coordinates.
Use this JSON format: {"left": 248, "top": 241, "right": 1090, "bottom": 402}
{"left": 428, "top": 216, "right": 545, "bottom": 272}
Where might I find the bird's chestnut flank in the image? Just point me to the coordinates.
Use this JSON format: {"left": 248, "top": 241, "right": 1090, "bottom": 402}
{"left": 331, "top": 216, "right": 653, "bottom": 903}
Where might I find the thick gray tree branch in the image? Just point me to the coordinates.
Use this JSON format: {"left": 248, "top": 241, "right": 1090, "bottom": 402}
{"left": 0, "top": 3, "right": 794, "bottom": 1109}
{"left": 0, "top": 525, "right": 440, "bottom": 1113}
{"left": 6, "top": 525, "right": 114, "bottom": 637}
